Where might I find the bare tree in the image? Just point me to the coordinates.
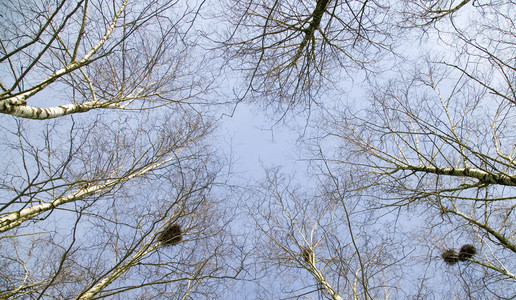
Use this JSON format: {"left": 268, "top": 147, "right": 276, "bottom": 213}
{"left": 0, "top": 112, "right": 209, "bottom": 233}
{"left": 0, "top": 0, "right": 244, "bottom": 298}
{"left": 399, "top": 0, "right": 473, "bottom": 27}
{"left": 317, "top": 13, "right": 516, "bottom": 295}
{"left": 236, "top": 1, "right": 516, "bottom": 298}
{"left": 0, "top": 109, "right": 243, "bottom": 299}
{"left": 216, "top": 0, "right": 393, "bottom": 116}
{"left": 0, "top": 0, "right": 213, "bottom": 119}
{"left": 245, "top": 168, "right": 403, "bottom": 299}
{"left": 3, "top": 0, "right": 515, "bottom": 298}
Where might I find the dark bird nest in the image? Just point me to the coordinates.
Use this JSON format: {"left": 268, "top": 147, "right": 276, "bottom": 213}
{"left": 458, "top": 244, "right": 476, "bottom": 261}
{"left": 301, "top": 247, "right": 314, "bottom": 264}
{"left": 158, "top": 223, "right": 182, "bottom": 246}
{"left": 441, "top": 249, "right": 459, "bottom": 265}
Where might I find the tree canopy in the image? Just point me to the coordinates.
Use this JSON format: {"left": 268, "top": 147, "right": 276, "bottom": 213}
{"left": 1, "top": 0, "right": 515, "bottom": 299}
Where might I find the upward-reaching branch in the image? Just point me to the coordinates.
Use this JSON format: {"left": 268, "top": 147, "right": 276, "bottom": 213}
{"left": 291, "top": 0, "right": 330, "bottom": 63}
{"left": 0, "top": 127, "right": 196, "bottom": 233}
{"left": 0, "top": 0, "right": 129, "bottom": 119}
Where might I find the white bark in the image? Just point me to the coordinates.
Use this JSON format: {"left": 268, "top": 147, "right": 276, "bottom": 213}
{"left": 76, "top": 242, "right": 160, "bottom": 299}
{"left": 0, "top": 100, "right": 120, "bottom": 119}
{"left": 304, "top": 249, "right": 343, "bottom": 300}
{"left": 0, "top": 149, "right": 178, "bottom": 233}
{"left": 0, "top": 0, "right": 129, "bottom": 119}
{"left": 402, "top": 165, "right": 516, "bottom": 186}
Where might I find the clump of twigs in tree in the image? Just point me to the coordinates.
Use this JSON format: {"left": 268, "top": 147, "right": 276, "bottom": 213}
{"left": 441, "top": 249, "right": 459, "bottom": 265}
{"left": 458, "top": 244, "right": 476, "bottom": 261}
{"left": 158, "top": 223, "right": 182, "bottom": 246}
{"left": 301, "top": 247, "right": 314, "bottom": 264}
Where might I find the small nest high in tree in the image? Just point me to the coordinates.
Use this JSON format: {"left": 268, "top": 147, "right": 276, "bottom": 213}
{"left": 458, "top": 244, "right": 476, "bottom": 261}
{"left": 441, "top": 249, "right": 459, "bottom": 265}
{"left": 158, "top": 223, "right": 182, "bottom": 246}
{"left": 301, "top": 247, "right": 314, "bottom": 264}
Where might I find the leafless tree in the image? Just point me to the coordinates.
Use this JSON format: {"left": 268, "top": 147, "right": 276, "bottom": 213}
{"left": 316, "top": 2, "right": 516, "bottom": 293}
{"left": 245, "top": 167, "right": 404, "bottom": 299}
{"left": 0, "top": 109, "right": 243, "bottom": 299}
{"left": 399, "top": 0, "right": 473, "bottom": 27}
{"left": 216, "top": 0, "right": 393, "bottom": 116}
{"left": 3, "top": 0, "right": 515, "bottom": 298}
{"left": 0, "top": 0, "right": 214, "bottom": 119}
{"left": 237, "top": 1, "right": 516, "bottom": 298}
{"left": 0, "top": 0, "right": 244, "bottom": 298}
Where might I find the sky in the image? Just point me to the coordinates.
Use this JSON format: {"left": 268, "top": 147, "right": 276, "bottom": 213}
{"left": 219, "top": 103, "right": 307, "bottom": 181}
{"left": 2, "top": 1, "right": 514, "bottom": 298}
